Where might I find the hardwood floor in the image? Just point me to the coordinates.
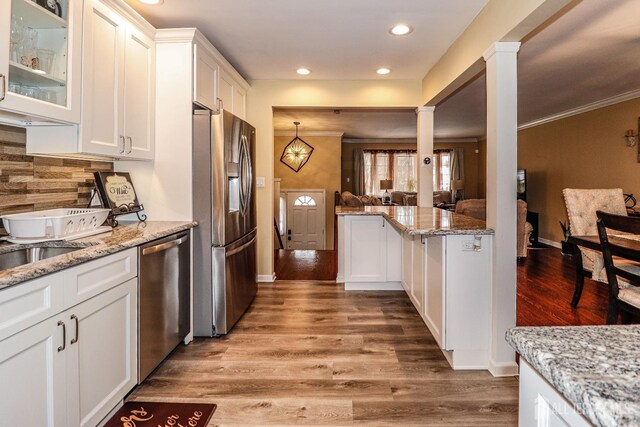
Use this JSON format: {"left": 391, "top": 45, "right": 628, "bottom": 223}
{"left": 274, "top": 249, "right": 338, "bottom": 281}
{"left": 517, "top": 246, "right": 608, "bottom": 326}
{"left": 130, "top": 281, "right": 519, "bottom": 426}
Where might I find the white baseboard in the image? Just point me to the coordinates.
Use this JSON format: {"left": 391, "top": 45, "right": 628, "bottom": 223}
{"left": 489, "top": 359, "right": 520, "bottom": 377}
{"left": 538, "top": 237, "right": 561, "bottom": 249}
{"left": 257, "top": 273, "right": 276, "bottom": 282}
{"left": 344, "top": 281, "right": 403, "bottom": 291}
{"left": 336, "top": 274, "right": 344, "bottom": 283}
{"left": 183, "top": 332, "right": 193, "bottom": 345}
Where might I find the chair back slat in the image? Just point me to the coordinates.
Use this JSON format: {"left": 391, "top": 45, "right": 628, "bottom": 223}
{"left": 596, "top": 210, "right": 640, "bottom": 288}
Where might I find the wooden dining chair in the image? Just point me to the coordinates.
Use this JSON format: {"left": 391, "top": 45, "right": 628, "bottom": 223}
{"left": 596, "top": 211, "right": 640, "bottom": 324}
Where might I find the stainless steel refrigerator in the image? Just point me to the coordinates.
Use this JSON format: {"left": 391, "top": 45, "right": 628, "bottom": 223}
{"left": 193, "top": 108, "right": 257, "bottom": 336}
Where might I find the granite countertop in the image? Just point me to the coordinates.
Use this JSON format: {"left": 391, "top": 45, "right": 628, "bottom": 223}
{"left": 335, "top": 205, "right": 493, "bottom": 236}
{"left": 507, "top": 325, "right": 640, "bottom": 427}
{"left": 0, "top": 221, "right": 197, "bottom": 291}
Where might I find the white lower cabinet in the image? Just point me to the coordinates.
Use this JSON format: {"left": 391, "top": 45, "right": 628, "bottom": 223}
{"left": 0, "top": 249, "right": 138, "bottom": 427}
{"left": 402, "top": 232, "right": 492, "bottom": 370}
{"left": 519, "top": 360, "right": 591, "bottom": 427}
{"left": 343, "top": 216, "right": 402, "bottom": 289}
{"left": 0, "top": 316, "right": 68, "bottom": 427}
{"left": 68, "top": 278, "right": 137, "bottom": 427}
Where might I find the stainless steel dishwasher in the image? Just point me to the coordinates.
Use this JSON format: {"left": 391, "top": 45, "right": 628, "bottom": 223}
{"left": 138, "top": 231, "right": 190, "bottom": 383}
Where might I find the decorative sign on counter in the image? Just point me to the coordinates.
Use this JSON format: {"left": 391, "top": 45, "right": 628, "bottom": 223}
{"left": 94, "top": 172, "right": 147, "bottom": 226}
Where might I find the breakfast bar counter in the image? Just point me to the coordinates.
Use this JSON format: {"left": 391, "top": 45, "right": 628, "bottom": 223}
{"left": 335, "top": 205, "right": 494, "bottom": 235}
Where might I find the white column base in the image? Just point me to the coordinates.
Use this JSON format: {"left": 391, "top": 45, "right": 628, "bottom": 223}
{"left": 489, "top": 359, "right": 519, "bottom": 377}
{"left": 344, "top": 281, "right": 403, "bottom": 291}
{"left": 257, "top": 273, "right": 276, "bottom": 282}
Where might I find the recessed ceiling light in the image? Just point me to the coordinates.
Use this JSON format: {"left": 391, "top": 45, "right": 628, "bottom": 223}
{"left": 139, "top": 0, "right": 163, "bottom": 5}
{"left": 376, "top": 68, "right": 391, "bottom": 75}
{"left": 296, "top": 68, "right": 311, "bottom": 76}
{"left": 390, "top": 24, "right": 413, "bottom": 36}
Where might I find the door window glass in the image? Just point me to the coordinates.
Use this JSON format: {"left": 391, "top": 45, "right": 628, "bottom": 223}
{"left": 294, "top": 195, "right": 316, "bottom": 206}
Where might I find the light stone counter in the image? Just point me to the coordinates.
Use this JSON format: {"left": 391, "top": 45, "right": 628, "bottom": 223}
{"left": 0, "top": 221, "right": 197, "bottom": 290}
{"left": 507, "top": 325, "right": 640, "bottom": 427}
{"left": 336, "top": 205, "right": 493, "bottom": 235}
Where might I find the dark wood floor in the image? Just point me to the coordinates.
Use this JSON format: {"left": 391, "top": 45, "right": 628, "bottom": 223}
{"left": 131, "top": 281, "right": 518, "bottom": 425}
{"left": 275, "top": 249, "right": 338, "bottom": 281}
{"left": 517, "top": 247, "right": 608, "bottom": 326}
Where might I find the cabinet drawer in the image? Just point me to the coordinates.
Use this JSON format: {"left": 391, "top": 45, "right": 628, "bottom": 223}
{"left": 64, "top": 248, "right": 137, "bottom": 307}
{"left": 0, "top": 272, "right": 64, "bottom": 341}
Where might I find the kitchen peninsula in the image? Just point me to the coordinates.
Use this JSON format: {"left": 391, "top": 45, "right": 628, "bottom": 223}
{"left": 336, "top": 205, "right": 494, "bottom": 370}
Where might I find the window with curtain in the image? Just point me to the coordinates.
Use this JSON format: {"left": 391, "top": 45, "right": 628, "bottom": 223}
{"left": 433, "top": 150, "right": 452, "bottom": 191}
{"left": 363, "top": 150, "right": 417, "bottom": 195}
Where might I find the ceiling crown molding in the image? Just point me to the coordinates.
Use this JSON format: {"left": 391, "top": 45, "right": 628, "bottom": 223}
{"left": 342, "top": 138, "right": 417, "bottom": 144}
{"left": 274, "top": 131, "right": 344, "bottom": 137}
{"left": 519, "top": 89, "right": 640, "bottom": 131}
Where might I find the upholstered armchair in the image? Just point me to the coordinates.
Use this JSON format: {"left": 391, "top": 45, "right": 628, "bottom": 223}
{"left": 454, "top": 198, "right": 533, "bottom": 258}
{"left": 562, "top": 188, "right": 627, "bottom": 307}
{"left": 339, "top": 191, "right": 383, "bottom": 207}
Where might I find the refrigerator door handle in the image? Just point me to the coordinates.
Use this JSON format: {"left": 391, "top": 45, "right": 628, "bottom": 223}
{"left": 225, "top": 234, "right": 257, "bottom": 257}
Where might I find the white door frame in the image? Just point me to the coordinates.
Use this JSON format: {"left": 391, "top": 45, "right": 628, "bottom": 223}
{"left": 281, "top": 189, "right": 326, "bottom": 250}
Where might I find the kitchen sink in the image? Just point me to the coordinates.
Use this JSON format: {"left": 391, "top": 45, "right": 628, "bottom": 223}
{"left": 0, "top": 246, "right": 82, "bottom": 271}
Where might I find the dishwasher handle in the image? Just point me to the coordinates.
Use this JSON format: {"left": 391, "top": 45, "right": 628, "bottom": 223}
{"left": 142, "top": 234, "right": 189, "bottom": 256}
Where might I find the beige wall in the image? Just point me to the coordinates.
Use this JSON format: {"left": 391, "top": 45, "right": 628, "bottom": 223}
{"left": 275, "top": 134, "right": 342, "bottom": 249}
{"left": 518, "top": 97, "right": 640, "bottom": 243}
{"left": 341, "top": 142, "right": 417, "bottom": 194}
{"left": 246, "top": 79, "right": 423, "bottom": 278}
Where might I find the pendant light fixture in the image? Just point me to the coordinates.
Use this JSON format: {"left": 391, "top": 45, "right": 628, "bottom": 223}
{"left": 280, "top": 122, "right": 314, "bottom": 173}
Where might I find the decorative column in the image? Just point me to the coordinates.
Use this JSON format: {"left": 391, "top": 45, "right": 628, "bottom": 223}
{"left": 483, "top": 41, "right": 520, "bottom": 377}
{"left": 417, "top": 106, "right": 435, "bottom": 207}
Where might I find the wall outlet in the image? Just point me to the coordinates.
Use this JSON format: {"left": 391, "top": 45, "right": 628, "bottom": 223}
{"left": 462, "top": 240, "right": 475, "bottom": 251}
{"left": 256, "top": 177, "right": 266, "bottom": 188}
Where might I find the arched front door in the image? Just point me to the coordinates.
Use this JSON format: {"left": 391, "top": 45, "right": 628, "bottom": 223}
{"left": 283, "top": 190, "right": 325, "bottom": 250}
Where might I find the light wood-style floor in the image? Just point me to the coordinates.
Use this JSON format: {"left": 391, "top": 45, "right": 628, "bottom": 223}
{"left": 130, "top": 281, "right": 519, "bottom": 426}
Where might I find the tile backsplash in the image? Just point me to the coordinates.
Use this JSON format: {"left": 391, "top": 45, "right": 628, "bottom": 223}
{"left": 0, "top": 125, "right": 113, "bottom": 215}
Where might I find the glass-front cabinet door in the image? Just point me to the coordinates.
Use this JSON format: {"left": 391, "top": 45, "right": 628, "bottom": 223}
{"left": 0, "top": 0, "right": 82, "bottom": 124}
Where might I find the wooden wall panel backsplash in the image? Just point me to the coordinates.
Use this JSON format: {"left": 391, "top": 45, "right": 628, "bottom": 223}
{"left": 0, "top": 125, "right": 113, "bottom": 215}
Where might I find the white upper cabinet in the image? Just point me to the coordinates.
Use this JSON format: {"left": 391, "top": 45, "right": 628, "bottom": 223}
{"left": 79, "top": 0, "right": 125, "bottom": 157}
{"left": 191, "top": 32, "right": 249, "bottom": 119}
{"left": 193, "top": 42, "right": 218, "bottom": 111}
{"left": 123, "top": 25, "right": 155, "bottom": 159}
{"left": 0, "top": 0, "right": 83, "bottom": 124}
{"left": 26, "top": 0, "right": 155, "bottom": 160}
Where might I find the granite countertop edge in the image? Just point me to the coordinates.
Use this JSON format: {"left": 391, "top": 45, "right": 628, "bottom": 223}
{"left": 507, "top": 325, "right": 640, "bottom": 427}
{"left": 335, "top": 206, "right": 495, "bottom": 236}
{"left": 0, "top": 221, "right": 198, "bottom": 291}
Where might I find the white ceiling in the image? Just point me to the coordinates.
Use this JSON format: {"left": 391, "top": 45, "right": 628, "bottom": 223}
{"left": 435, "top": 0, "right": 640, "bottom": 138}
{"left": 123, "top": 0, "right": 489, "bottom": 80}
{"left": 125, "top": 0, "right": 640, "bottom": 138}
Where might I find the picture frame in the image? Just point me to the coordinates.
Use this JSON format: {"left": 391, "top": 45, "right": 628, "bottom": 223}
{"left": 93, "top": 172, "right": 146, "bottom": 225}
